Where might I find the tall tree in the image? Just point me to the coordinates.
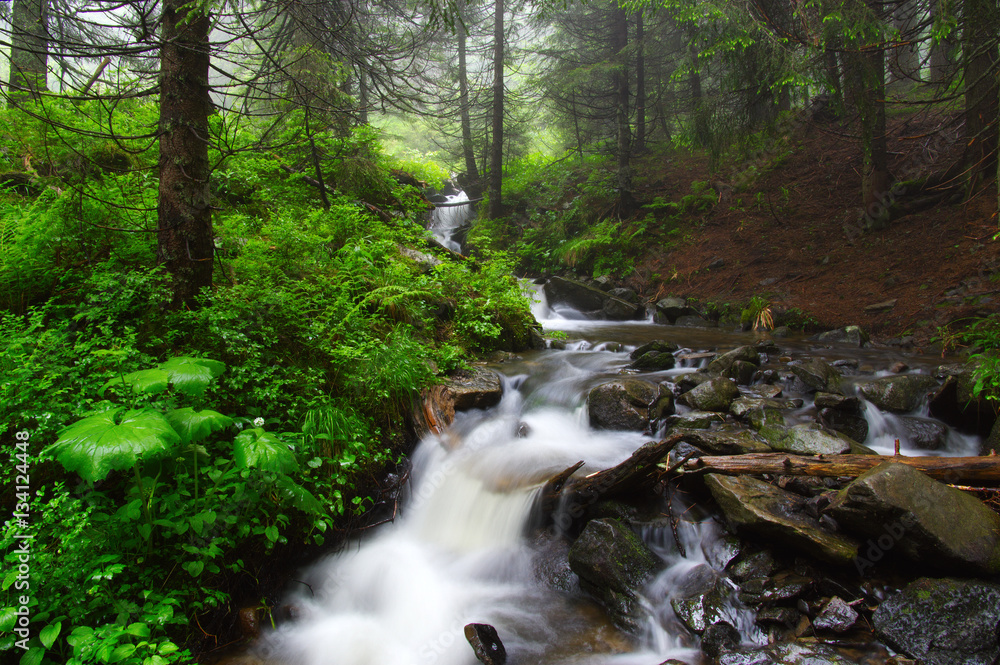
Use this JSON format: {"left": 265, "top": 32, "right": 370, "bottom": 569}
{"left": 488, "top": 0, "right": 505, "bottom": 219}
{"left": 458, "top": 6, "right": 482, "bottom": 195}
{"left": 962, "top": 0, "right": 999, "bottom": 190}
{"left": 10, "top": 0, "right": 48, "bottom": 97}
{"left": 157, "top": 0, "right": 213, "bottom": 307}
{"left": 611, "top": 3, "right": 633, "bottom": 209}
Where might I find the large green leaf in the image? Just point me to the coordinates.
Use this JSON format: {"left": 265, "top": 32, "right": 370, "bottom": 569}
{"left": 102, "top": 369, "right": 170, "bottom": 396}
{"left": 233, "top": 429, "right": 298, "bottom": 473}
{"left": 165, "top": 408, "right": 233, "bottom": 445}
{"left": 158, "top": 357, "right": 226, "bottom": 397}
{"left": 274, "top": 475, "right": 324, "bottom": 515}
{"left": 43, "top": 408, "right": 180, "bottom": 481}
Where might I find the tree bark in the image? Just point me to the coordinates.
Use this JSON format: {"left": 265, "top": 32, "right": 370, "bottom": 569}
{"left": 677, "top": 452, "right": 1000, "bottom": 484}
{"left": 10, "top": 0, "right": 48, "bottom": 98}
{"left": 487, "top": 0, "right": 505, "bottom": 219}
{"left": 929, "top": 0, "right": 958, "bottom": 85}
{"left": 158, "top": 0, "right": 214, "bottom": 309}
{"left": 962, "top": 0, "right": 999, "bottom": 191}
{"left": 635, "top": 11, "right": 646, "bottom": 153}
{"left": 458, "top": 11, "right": 481, "bottom": 197}
{"left": 612, "top": 3, "right": 633, "bottom": 209}
{"left": 689, "top": 35, "right": 710, "bottom": 148}
{"left": 888, "top": 0, "right": 921, "bottom": 90}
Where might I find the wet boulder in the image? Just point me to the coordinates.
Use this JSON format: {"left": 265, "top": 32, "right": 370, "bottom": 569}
{"left": 664, "top": 411, "right": 725, "bottom": 430}
{"left": 789, "top": 359, "right": 843, "bottom": 394}
{"left": 984, "top": 418, "right": 1000, "bottom": 456}
{"left": 929, "top": 364, "right": 997, "bottom": 436}
{"left": 588, "top": 379, "right": 673, "bottom": 431}
{"left": 464, "top": 623, "right": 507, "bottom": 665}
{"left": 669, "top": 564, "right": 735, "bottom": 634}
{"left": 718, "top": 641, "right": 859, "bottom": 665}
{"left": 856, "top": 374, "right": 938, "bottom": 413}
{"left": 627, "top": 350, "right": 677, "bottom": 372}
{"left": 814, "top": 392, "right": 868, "bottom": 443}
{"left": 568, "top": 518, "right": 664, "bottom": 632}
{"left": 674, "top": 314, "right": 714, "bottom": 328}
{"left": 543, "top": 276, "right": 641, "bottom": 320}
{"left": 898, "top": 416, "right": 948, "bottom": 451}
{"left": 814, "top": 325, "right": 869, "bottom": 347}
{"left": 630, "top": 340, "right": 680, "bottom": 359}
{"left": 873, "top": 577, "right": 1000, "bottom": 665}
{"left": 700, "top": 622, "right": 741, "bottom": 661}
{"left": 707, "top": 345, "right": 761, "bottom": 378}
{"left": 705, "top": 474, "right": 860, "bottom": 565}
{"left": 674, "top": 427, "right": 772, "bottom": 455}
{"left": 654, "top": 297, "right": 698, "bottom": 324}
{"left": 763, "top": 423, "right": 854, "bottom": 456}
{"left": 678, "top": 377, "right": 740, "bottom": 412}
{"left": 730, "top": 397, "right": 804, "bottom": 420}
{"left": 827, "top": 462, "right": 1000, "bottom": 576}
{"left": 449, "top": 368, "right": 504, "bottom": 410}
{"left": 812, "top": 597, "right": 858, "bottom": 633}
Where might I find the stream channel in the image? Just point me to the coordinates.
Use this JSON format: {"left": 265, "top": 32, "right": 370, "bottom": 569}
{"left": 250, "top": 268, "right": 984, "bottom": 665}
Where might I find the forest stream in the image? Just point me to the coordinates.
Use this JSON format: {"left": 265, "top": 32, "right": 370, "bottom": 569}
{"left": 233, "top": 261, "right": 998, "bottom": 665}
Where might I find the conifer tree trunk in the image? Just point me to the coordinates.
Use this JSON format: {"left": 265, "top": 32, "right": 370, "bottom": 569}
{"left": 635, "top": 11, "right": 646, "bottom": 153}
{"left": 10, "top": 0, "right": 48, "bottom": 97}
{"left": 612, "top": 4, "right": 633, "bottom": 209}
{"left": 458, "top": 13, "right": 481, "bottom": 195}
{"left": 962, "top": 0, "right": 999, "bottom": 191}
{"left": 158, "top": 0, "right": 214, "bottom": 308}
{"left": 488, "top": 0, "right": 504, "bottom": 219}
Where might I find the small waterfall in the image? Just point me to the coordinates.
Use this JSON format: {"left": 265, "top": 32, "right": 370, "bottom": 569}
{"left": 429, "top": 191, "right": 475, "bottom": 252}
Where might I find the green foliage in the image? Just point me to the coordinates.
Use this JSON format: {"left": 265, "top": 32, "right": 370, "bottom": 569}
{"left": 937, "top": 315, "right": 1000, "bottom": 404}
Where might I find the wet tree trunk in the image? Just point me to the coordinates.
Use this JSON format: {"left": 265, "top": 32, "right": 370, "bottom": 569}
{"left": 612, "top": 4, "right": 633, "bottom": 210}
{"left": 635, "top": 11, "right": 646, "bottom": 153}
{"left": 11, "top": 0, "right": 48, "bottom": 98}
{"left": 158, "top": 0, "right": 214, "bottom": 308}
{"left": 689, "top": 36, "right": 710, "bottom": 148}
{"left": 929, "top": 0, "right": 958, "bottom": 85}
{"left": 488, "top": 0, "right": 505, "bottom": 220}
{"left": 962, "top": 0, "right": 999, "bottom": 193}
{"left": 458, "top": 15, "right": 481, "bottom": 195}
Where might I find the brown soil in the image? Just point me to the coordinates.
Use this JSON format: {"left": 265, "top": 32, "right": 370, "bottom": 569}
{"left": 629, "top": 109, "right": 1000, "bottom": 345}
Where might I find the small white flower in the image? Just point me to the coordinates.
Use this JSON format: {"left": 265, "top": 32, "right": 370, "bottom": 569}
{"left": 253, "top": 417, "right": 265, "bottom": 428}
{"left": 235, "top": 422, "right": 244, "bottom": 431}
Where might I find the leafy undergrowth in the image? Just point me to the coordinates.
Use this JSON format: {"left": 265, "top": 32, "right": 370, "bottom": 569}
{"left": 0, "top": 99, "right": 535, "bottom": 664}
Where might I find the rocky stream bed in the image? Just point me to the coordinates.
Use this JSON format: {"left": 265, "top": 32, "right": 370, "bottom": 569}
{"left": 246, "top": 275, "right": 1000, "bottom": 665}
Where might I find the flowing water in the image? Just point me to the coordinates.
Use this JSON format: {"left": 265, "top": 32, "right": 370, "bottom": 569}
{"left": 256, "top": 284, "right": 978, "bottom": 665}
{"left": 428, "top": 192, "right": 475, "bottom": 253}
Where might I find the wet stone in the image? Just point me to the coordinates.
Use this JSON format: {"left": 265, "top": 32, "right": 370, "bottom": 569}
{"left": 812, "top": 596, "right": 858, "bottom": 633}
{"left": 670, "top": 564, "right": 736, "bottom": 634}
{"left": 678, "top": 377, "right": 741, "bottom": 412}
{"left": 755, "top": 607, "right": 801, "bottom": 627}
{"left": 664, "top": 411, "right": 725, "bottom": 430}
{"left": 630, "top": 339, "right": 680, "bottom": 359}
{"left": 701, "top": 621, "right": 742, "bottom": 660}
{"left": 856, "top": 374, "right": 938, "bottom": 414}
{"left": 790, "top": 358, "right": 843, "bottom": 394}
{"left": 897, "top": 416, "right": 948, "bottom": 451}
{"left": 730, "top": 397, "right": 804, "bottom": 419}
{"left": 727, "top": 550, "right": 777, "bottom": 583}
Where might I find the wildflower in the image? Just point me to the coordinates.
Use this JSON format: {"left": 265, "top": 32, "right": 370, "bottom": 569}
{"left": 253, "top": 417, "right": 265, "bottom": 428}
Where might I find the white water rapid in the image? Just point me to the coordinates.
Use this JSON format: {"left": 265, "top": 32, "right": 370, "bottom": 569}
{"left": 429, "top": 192, "right": 475, "bottom": 252}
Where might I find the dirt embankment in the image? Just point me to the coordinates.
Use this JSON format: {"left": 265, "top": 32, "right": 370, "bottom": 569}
{"left": 629, "top": 109, "right": 1000, "bottom": 346}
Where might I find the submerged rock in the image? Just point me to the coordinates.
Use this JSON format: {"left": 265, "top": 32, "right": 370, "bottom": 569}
{"left": 873, "top": 577, "right": 1000, "bottom": 665}
{"left": 588, "top": 379, "right": 673, "bottom": 431}
{"left": 568, "top": 518, "right": 664, "bottom": 632}
{"left": 856, "top": 374, "right": 938, "bottom": 413}
{"left": 705, "top": 474, "right": 859, "bottom": 565}
{"left": 543, "top": 276, "right": 640, "bottom": 320}
{"left": 827, "top": 462, "right": 1000, "bottom": 576}
{"left": 678, "top": 377, "right": 740, "bottom": 412}
{"left": 670, "top": 564, "right": 735, "bottom": 634}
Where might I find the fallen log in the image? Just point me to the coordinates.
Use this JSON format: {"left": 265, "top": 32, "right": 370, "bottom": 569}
{"left": 535, "top": 434, "right": 683, "bottom": 531}
{"left": 674, "top": 452, "right": 1000, "bottom": 484}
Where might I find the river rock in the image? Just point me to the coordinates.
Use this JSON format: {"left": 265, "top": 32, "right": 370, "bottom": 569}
{"left": 707, "top": 345, "right": 761, "bottom": 377}
{"left": 826, "top": 462, "right": 1000, "bottom": 576}
{"left": 543, "top": 276, "right": 640, "bottom": 320}
{"left": 814, "top": 325, "right": 869, "bottom": 347}
{"left": 814, "top": 392, "right": 862, "bottom": 411}
{"left": 816, "top": 408, "right": 868, "bottom": 445}
{"left": 872, "top": 577, "right": 1000, "bottom": 665}
{"left": 929, "top": 366, "right": 997, "bottom": 436}
{"left": 655, "top": 297, "right": 698, "bottom": 324}
{"left": 763, "top": 423, "right": 854, "bottom": 456}
{"left": 983, "top": 418, "right": 1000, "bottom": 455}
{"left": 898, "top": 416, "right": 948, "bottom": 451}
{"left": 609, "top": 287, "right": 638, "bottom": 303}
{"left": 588, "top": 379, "right": 673, "bottom": 431}
{"left": 701, "top": 621, "right": 741, "bottom": 660}
{"left": 630, "top": 340, "right": 680, "bottom": 359}
{"left": 669, "top": 564, "right": 735, "bottom": 634}
{"left": 789, "top": 359, "right": 843, "bottom": 394}
{"left": 678, "top": 377, "right": 740, "bottom": 412}
{"left": 568, "top": 518, "right": 664, "bottom": 632}
{"left": 627, "top": 350, "right": 676, "bottom": 371}
{"left": 730, "top": 397, "right": 804, "bottom": 420}
{"left": 464, "top": 624, "right": 507, "bottom": 665}
{"left": 449, "top": 368, "right": 504, "bottom": 410}
{"left": 856, "top": 374, "right": 937, "bottom": 413}
{"left": 812, "top": 596, "right": 858, "bottom": 633}
{"left": 719, "top": 641, "right": 858, "bottom": 665}
{"left": 674, "top": 427, "right": 772, "bottom": 454}
{"left": 705, "top": 474, "right": 860, "bottom": 565}
{"left": 664, "top": 411, "right": 725, "bottom": 430}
